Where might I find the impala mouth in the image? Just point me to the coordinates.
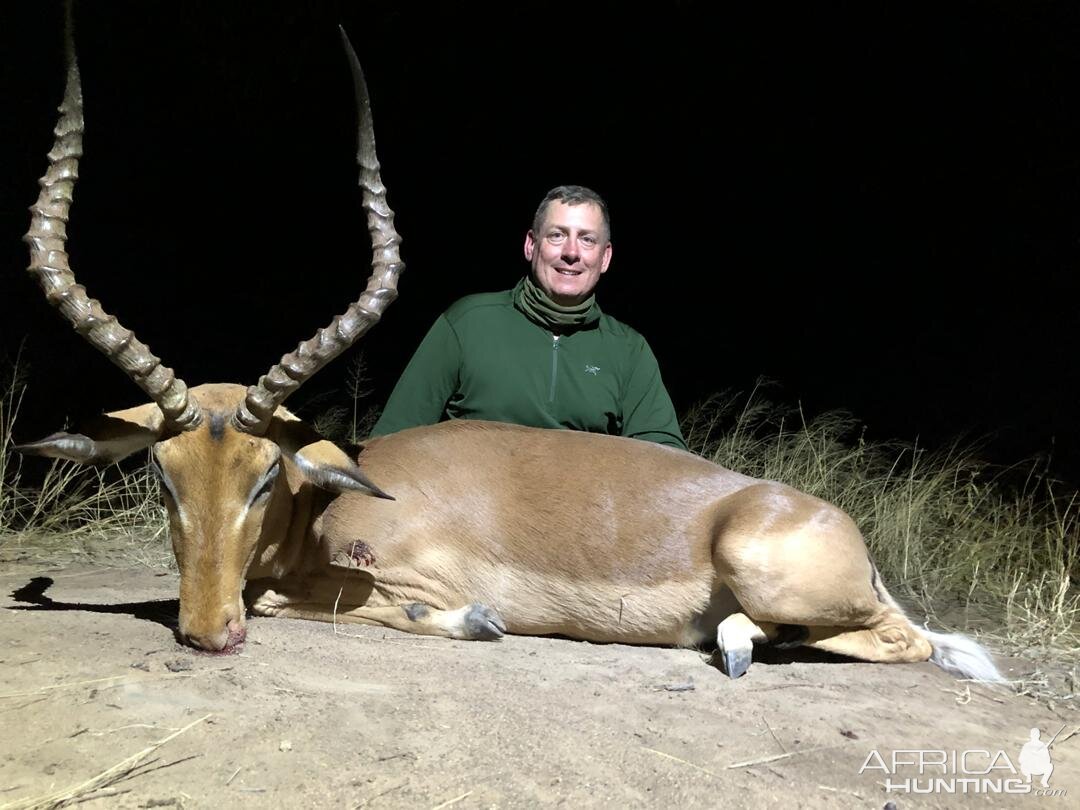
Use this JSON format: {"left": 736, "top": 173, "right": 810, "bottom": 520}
{"left": 225, "top": 624, "right": 247, "bottom": 650}
{"left": 194, "top": 644, "right": 243, "bottom": 657}
{"left": 189, "top": 631, "right": 245, "bottom": 656}
{"left": 177, "top": 621, "right": 247, "bottom": 654}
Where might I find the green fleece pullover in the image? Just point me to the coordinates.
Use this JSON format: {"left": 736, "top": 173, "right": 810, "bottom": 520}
{"left": 370, "top": 285, "right": 687, "bottom": 449}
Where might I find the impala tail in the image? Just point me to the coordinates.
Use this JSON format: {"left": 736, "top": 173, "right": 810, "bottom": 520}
{"left": 871, "top": 564, "right": 1004, "bottom": 683}
{"left": 924, "top": 630, "right": 1005, "bottom": 683}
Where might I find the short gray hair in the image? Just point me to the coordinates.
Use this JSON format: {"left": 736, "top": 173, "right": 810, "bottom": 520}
{"left": 531, "top": 185, "right": 611, "bottom": 242}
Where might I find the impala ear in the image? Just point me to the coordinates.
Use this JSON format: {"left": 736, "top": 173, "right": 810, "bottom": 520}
{"left": 269, "top": 416, "right": 393, "bottom": 499}
{"left": 15, "top": 404, "right": 165, "bottom": 466}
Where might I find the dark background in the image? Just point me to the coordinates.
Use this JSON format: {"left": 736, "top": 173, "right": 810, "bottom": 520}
{"left": 2, "top": 1, "right": 1078, "bottom": 483}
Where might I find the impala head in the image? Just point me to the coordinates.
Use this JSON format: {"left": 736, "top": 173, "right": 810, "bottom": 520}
{"left": 16, "top": 14, "right": 403, "bottom": 651}
{"left": 20, "top": 384, "right": 390, "bottom": 651}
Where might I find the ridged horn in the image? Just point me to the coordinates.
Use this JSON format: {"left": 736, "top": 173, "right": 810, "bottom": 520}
{"left": 24, "top": 6, "right": 202, "bottom": 432}
{"left": 233, "top": 27, "right": 405, "bottom": 434}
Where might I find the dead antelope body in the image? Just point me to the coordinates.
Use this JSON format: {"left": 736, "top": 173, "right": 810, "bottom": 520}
{"left": 17, "top": 22, "right": 1002, "bottom": 682}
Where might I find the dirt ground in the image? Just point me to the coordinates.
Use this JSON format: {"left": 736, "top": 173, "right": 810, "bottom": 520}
{"left": 0, "top": 556, "right": 1076, "bottom": 809}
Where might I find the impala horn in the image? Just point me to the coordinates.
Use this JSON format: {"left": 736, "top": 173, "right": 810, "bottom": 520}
{"left": 24, "top": 4, "right": 202, "bottom": 432}
{"left": 232, "top": 27, "right": 405, "bottom": 434}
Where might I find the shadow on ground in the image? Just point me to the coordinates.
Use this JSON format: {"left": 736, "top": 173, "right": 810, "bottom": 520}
{"left": 9, "top": 576, "right": 179, "bottom": 632}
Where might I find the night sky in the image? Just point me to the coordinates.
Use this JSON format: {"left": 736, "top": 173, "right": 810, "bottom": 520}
{"left": 2, "top": 2, "right": 1078, "bottom": 483}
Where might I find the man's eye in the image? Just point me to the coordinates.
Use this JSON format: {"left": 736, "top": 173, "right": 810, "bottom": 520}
{"left": 547, "top": 232, "right": 565, "bottom": 243}
{"left": 580, "top": 235, "right": 597, "bottom": 247}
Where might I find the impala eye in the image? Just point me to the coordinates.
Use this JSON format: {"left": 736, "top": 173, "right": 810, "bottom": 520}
{"left": 253, "top": 465, "right": 280, "bottom": 503}
{"left": 150, "top": 455, "right": 178, "bottom": 501}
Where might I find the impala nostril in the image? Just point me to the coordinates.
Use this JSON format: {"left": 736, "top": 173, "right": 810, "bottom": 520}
{"left": 225, "top": 619, "right": 247, "bottom": 649}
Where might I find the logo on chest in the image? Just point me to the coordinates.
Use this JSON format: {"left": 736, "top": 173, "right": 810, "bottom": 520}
{"left": 584, "top": 364, "right": 601, "bottom": 376}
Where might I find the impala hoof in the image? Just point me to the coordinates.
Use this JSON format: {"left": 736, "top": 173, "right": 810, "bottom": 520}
{"left": 720, "top": 648, "right": 752, "bottom": 679}
{"left": 464, "top": 603, "right": 506, "bottom": 640}
{"left": 716, "top": 620, "right": 754, "bottom": 678}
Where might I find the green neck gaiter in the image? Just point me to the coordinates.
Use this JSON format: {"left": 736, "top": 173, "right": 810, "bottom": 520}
{"left": 514, "top": 275, "right": 601, "bottom": 332}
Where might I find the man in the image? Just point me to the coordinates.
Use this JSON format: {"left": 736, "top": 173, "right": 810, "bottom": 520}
{"left": 369, "top": 185, "right": 686, "bottom": 449}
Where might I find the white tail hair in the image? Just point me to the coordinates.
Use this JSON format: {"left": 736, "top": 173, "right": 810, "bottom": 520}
{"left": 924, "top": 630, "right": 1005, "bottom": 684}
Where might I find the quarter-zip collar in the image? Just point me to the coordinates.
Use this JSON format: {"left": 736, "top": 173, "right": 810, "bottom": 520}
{"left": 512, "top": 276, "right": 602, "bottom": 334}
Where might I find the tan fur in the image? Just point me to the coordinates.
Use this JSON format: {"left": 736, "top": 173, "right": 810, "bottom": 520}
{"left": 307, "top": 421, "right": 921, "bottom": 659}
{"left": 31, "top": 383, "right": 937, "bottom": 668}
{"left": 154, "top": 390, "right": 281, "bottom": 648}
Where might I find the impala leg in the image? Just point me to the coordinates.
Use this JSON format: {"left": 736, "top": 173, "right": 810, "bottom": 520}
{"left": 804, "top": 614, "right": 932, "bottom": 663}
{"left": 331, "top": 602, "right": 507, "bottom": 640}
{"left": 713, "top": 485, "right": 935, "bottom": 668}
{"left": 286, "top": 600, "right": 507, "bottom": 640}
{"left": 719, "top": 567, "right": 931, "bottom": 665}
{"left": 716, "top": 613, "right": 779, "bottom": 678}
{"left": 245, "top": 576, "right": 507, "bottom": 640}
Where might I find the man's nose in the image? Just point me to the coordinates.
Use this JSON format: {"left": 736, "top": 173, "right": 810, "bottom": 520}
{"left": 561, "top": 240, "right": 579, "bottom": 262}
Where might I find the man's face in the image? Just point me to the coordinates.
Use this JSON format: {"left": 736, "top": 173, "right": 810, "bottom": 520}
{"left": 524, "top": 201, "right": 612, "bottom": 306}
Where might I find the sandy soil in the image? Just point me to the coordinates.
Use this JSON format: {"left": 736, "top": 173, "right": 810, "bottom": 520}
{"left": 0, "top": 558, "right": 1075, "bottom": 809}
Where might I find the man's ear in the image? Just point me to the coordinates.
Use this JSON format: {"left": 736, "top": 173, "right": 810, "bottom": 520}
{"left": 600, "top": 240, "right": 613, "bottom": 273}
{"left": 15, "top": 403, "right": 164, "bottom": 466}
{"left": 269, "top": 416, "right": 393, "bottom": 499}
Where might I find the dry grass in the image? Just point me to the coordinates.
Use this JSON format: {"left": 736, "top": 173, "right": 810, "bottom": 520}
{"left": 0, "top": 379, "right": 170, "bottom": 570}
{"left": 305, "top": 351, "right": 381, "bottom": 445}
{"left": 0, "top": 714, "right": 209, "bottom": 810}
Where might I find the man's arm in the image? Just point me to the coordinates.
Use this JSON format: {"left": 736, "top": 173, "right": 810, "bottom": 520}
{"left": 369, "top": 314, "right": 462, "bottom": 437}
{"left": 621, "top": 337, "right": 687, "bottom": 450}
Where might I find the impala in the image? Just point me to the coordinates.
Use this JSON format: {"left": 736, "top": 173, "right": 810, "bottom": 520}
{"left": 16, "top": 18, "right": 1001, "bottom": 682}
